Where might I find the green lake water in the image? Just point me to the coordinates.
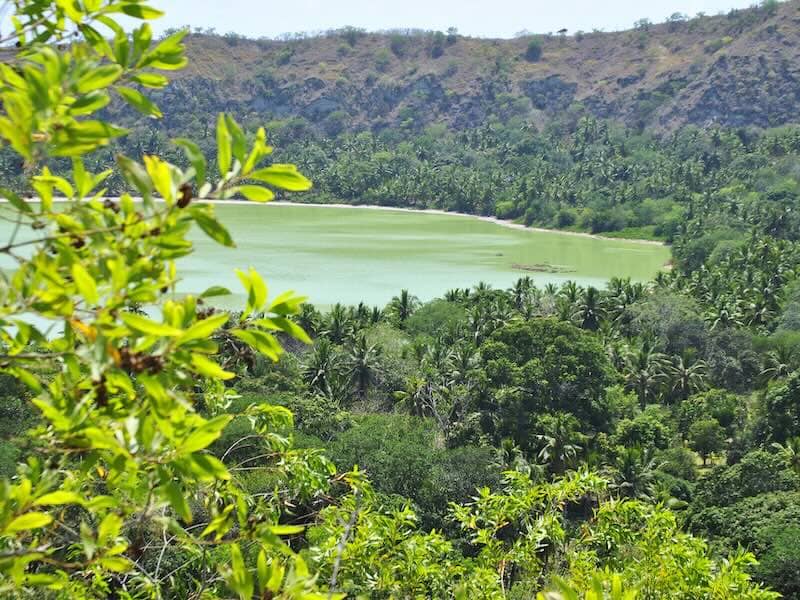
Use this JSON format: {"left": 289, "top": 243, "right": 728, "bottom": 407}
{"left": 178, "top": 204, "right": 670, "bottom": 308}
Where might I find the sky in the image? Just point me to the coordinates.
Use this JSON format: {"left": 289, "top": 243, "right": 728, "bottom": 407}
{"left": 148, "top": 0, "right": 760, "bottom": 39}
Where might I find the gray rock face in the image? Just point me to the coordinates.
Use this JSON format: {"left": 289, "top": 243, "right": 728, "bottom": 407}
{"left": 521, "top": 76, "right": 578, "bottom": 112}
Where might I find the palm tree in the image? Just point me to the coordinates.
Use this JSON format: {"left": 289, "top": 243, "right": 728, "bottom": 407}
{"left": 447, "top": 343, "right": 479, "bottom": 386}
{"left": 560, "top": 280, "right": 580, "bottom": 304}
{"left": 771, "top": 437, "right": 800, "bottom": 477}
{"left": 468, "top": 304, "right": 491, "bottom": 345}
{"left": 444, "top": 288, "right": 463, "bottom": 303}
{"left": 622, "top": 341, "right": 671, "bottom": 407}
{"left": 322, "top": 303, "right": 353, "bottom": 344}
{"left": 609, "top": 447, "right": 662, "bottom": 500}
{"left": 346, "top": 334, "right": 382, "bottom": 398}
{"left": 573, "top": 286, "right": 605, "bottom": 330}
{"left": 509, "top": 276, "right": 533, "bottom": 311}
{"left": 303, "top": 338, "right": 346, "bottom": 400}
{"left": 422, "top": 336, "right": 452, "bottom": 378}
{"left": 707, "top": 303, "right": 743, "bottom": 331}
{"left": 296, "top": 303, "right": 321, "bottom": 338}
{"left": 761, "top": 344, "right": 798, "bottom": 384}
{"left": 668, "top": 356, "right": 708, "bottom": 401}
{"left": 533, "top": 413, "right": 586, "bottom": 475}
{"left": 388, "top": 289, "right": 420, "bottom": 328}
{"left": 395, "top": 376, "right": 434, "bottom": 418}
{"left": 369, "top": 306, "right": 384, "bottom": 324}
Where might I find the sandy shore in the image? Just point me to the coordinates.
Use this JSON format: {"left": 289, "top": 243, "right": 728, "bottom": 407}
{"left": 0, "top": 197, "right": 666, "bottom": 246}
{"left": 259, "top": 201, "right": 666, "bottom": 246}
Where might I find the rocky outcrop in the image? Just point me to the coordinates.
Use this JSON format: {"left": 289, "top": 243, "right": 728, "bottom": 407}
{"left": 145, "top": 0, "right": 800, "bottom": 134}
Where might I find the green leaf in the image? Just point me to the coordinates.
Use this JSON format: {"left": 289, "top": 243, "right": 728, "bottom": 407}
{"left": 117, "top": 155, "right": 153, "bottom": 195}
{"left": 269, "top": 524, "right": 305, "bottom": 535}
{"left": 186, "top": 454, "right": 230, "bottom": 481}
{"left": 200, "top": 286, "right": 231, "bottom": 298}
{"left": 268, "top": 290, "right": 308, "bottom": 315}
{"left": 0, "top": 188, "right": 33, "bottom": 215}
{"left": 216, "top": 113, "right": 232, "bottom": 176}
{"left": 76, "top": 65, "right": 123, "bottom": 94}
{"left": 178, "top": 313, "right": 229, "bottom": 345}
{"left": 131, "top": 73, "right": 169, "bottom": 88}
{"left": 34, "top": 491, "right": 83, "bottom": 506}
{"left": 237, "top": 185, "right": 275, "bottom": 203}
{"left": 98, "top": 513, "right": 123, "bottom": 544}
{"left": 256, "top": 317, "right": 312, "bottom": 345}
{"left": 257, "top": 550, "right": 270, "bottom": 593}
{"left": 228, "top": 543, "right": 254, "bottom": 600}
{"left": 249, "top": 164, "right": 312, "bottom": 191}
{"left": 191, "top": 353, "right": 235, "bottom": 380}
{"left": 192, "top": 209, "right": 235, "bottom": 247}
{"left": 119, "top": 3, "right": 164, "bottom": 19}
{"left": 5, "top": 512, "right": 53, "bottom": 533}
{"left": 70, "top": 91, "right": 111, "bottom": 116}
{"left": 174, "top": 138, "right": 206, "bottom": 187}
{"left": 231, "top": 329, "right": 282, "bottom": 361}
{"left": 72, "top": 264, "right": 99, "bottom": 305}
{"left": 117, "top": 86, "right": 162, "bottom": 118}
{"left": 180, "top": 415, "right": 232, "bottom": 454}
{"left": 236, "top": 267, "right": 267, "bottom": 311}
{"left": 121, "top": 312, "right": 183, "bottom": 337}
{"left": 98, "top": 556, "right": 133, "bottom": 572}
{"left": 225, "top": 114, "right": 247, "bottom": 164}
{"left": 161, "top": 482, "right": 192, "bottom": 523}
{"left": 200, "top": 505, "right": 234, "bottom": 539}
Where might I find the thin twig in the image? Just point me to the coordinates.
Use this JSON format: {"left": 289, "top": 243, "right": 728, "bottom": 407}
{"left": 328, "top": 490, "right": 361, "bottom": 599}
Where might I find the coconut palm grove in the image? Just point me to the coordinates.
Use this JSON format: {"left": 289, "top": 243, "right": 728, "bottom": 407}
{"left": 0, "top": 0, "right": 799, "bottom": 598}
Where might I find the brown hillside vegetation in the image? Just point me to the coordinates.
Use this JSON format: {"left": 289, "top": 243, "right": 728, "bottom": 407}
{"left": 162, "top": 0, "right": 800, "bottom": 133}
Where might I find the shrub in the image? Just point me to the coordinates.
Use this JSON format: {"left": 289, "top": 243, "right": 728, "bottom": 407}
{"left": 704, "top": 36, "right": 733, "bottom": 54}
{"left": 689, "top": 418, "right": 726, "bottom": 465}
{"left": 389, "top": 33, "right": 409, "bottom": 57}
{"left": 495, "top": 200, "right": 517, "bottom": 219}
{"left": 556, "top": 207, "right": 577, "bottom": 227}
{"left": 446, "top": 27, "right": 459, "bottom": 44}
{"left": 275, "top": 45, "right": 295, "bottom": 65}
{"left": 375, "top": 48, "right": 392, "bottom": 72}
{"left": 340, "top": 25, "right": 366, "bottom": 47}
{"left": 525, "top": 37, "right": 543, "bottom": 61}
{"left": 430, "top": 31, "right": 446, "bottom": 58}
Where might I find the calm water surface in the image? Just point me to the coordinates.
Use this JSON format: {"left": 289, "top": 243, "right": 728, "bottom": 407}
{"left": 178, "top": 205, "right": 670, "bottom": 307}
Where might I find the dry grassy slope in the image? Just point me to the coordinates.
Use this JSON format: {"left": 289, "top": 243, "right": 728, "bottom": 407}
{"left": 171, "top": 0, "right": 800, "bottom": 132}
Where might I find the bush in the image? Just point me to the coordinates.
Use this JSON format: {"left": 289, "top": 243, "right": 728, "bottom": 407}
{"left": 389, "top": 33, "right": 408, "bottom": 58}
{"left": 752, "top": 526, "right": 800, "bottom": 598}
{"left": 375, "top": 48, "right": 391, "bottom": 72}
{"left": 430, "top": 31, "right": 445, "bottom": 58}
{"left": 614, "top": 406, "right": 673, "bottom": 449}
{"left": 556, "top": 208, "right": 577, "bottom": 228}
{"left": 340, "top": 26, "right": 365, "bottom": 47}
{"left": 275, "top": 46, "right": 295, "bottom": 66}
{"left": 691, "top": 450, "right": 800, "bottom": 510}
{"left": 495, "top": 200, "right": 517, "bottom": 219}
{"left": 704, "top": 36, "right": 733, "bottom": 54}
{"left": 405, "top": 299, "right": 467, "bottom": 339}
{"left": 688, "top": 418, "right": 726, "bottom": 465}
{"left": 322, "top": 414, "right": 499, "bottom": 531}
{"left": 658, "top": 446, "right": 698, "bottom": 481}
{"left": 525, "top": 37, "right": 543, "bottom": 62}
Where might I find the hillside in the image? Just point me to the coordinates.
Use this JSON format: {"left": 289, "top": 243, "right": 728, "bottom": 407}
{"left": 153, "top": 0, "right": 800, "bottom": 134}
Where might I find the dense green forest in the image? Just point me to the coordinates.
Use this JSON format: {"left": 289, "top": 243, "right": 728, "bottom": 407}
{"left": 0, "top": 0, "right": 799, "bottom": 599}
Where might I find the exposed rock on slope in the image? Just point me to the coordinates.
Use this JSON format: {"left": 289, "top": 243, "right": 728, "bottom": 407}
{"left": 150, "top": 1, "right": 800, "bottom": 133}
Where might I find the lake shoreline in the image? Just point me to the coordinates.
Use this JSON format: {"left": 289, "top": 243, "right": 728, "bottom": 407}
{"left": 0, "top": 197, "right": 666, "bottom": 247}
{"left": 263, "top": 201, "right": 668, "bottom": 247}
